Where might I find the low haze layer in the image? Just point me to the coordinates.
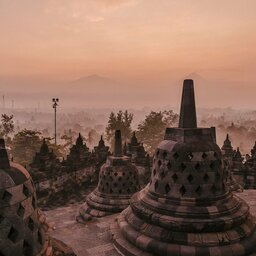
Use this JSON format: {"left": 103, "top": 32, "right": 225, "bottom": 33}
{"left": 0, "top": 0, "right": 255, "bottom": 109}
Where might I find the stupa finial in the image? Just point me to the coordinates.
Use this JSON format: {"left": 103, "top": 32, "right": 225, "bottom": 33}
{"left": 0, "top": 138, "right": 10, "bottom": 169}
{"left": 179, "top": 79, "right": 197, "bottom": 128}
{"left": 114, "top": 130, "right": 122, "bottom": 157}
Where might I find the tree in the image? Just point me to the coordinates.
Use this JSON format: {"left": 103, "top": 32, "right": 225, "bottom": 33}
{"left": 0, "top": 114, "right": 14, "bottom": 138}
{"left": 137, "top": 110, "right": 179, "bottom": 155}
{"left": 11, "top": 129, "right": 42, "bottom": 166}
{"left": 105, "top": 110, "right": 133, "bottom": 150}
{"left": 11, "top": 129, "right": 65, "bottom": 166}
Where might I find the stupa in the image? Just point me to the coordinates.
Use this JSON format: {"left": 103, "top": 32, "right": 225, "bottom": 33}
{"left": 93, "top": 135, "right": 110, "bottom": 164}
{"left": 125, "top": 131, "right": 150, "bottom": 166}
{"left": 111, "top": 80, "right": 256, "bottom": 256}
{"left": 0, "top": 138, "right": 48, "bottom": 256}
{"left": 221, "top": 134, "right": 234, "bottom": 159}
{"left": 221, "top": 134, "right": 243, "bottom": 192}
{"left": 65, "top": 133, "right": 91, "bottom": 170}
{"left": 76, "top": 130, "right": 140, "bottom": 222}
{"left": 244, "top": 142, "right": 256, "bottom": 189}
{"left": 29, "top": 138, "right": 60, "bottom": 180}
{"left": 124, "top": 131, "right": 151, "bottom": 185}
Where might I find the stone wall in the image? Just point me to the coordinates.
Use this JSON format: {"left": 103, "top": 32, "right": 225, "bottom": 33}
{"left": 233, "top": 170, "right": 256, "bottom": 189}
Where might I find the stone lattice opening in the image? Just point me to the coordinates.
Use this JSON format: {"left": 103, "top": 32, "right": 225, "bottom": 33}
{"left": 17, "top": 204, "right": 25, "bottom": 217}
{"left": 211, "top": 184, "right": 217, "bottom": 194}
{"left": 202, "top": 152, "right": 208, "bottom": 159}
{"left": 32, "top": 197, "right": 36, "bottom": 209}
{"left": 195, "top": 185, "right": 202, "bottom": 196}
{"left": 8, "top": 227, "right": 19, "bottom": 243}
{"left": 173, "top": 152, "right": 179, "bottom": 159}
{"left": 167, "top": 161, "right": 172, "bottom": 170}
{"left": 172, "top": 173, "right": 178, "bottom": 183}
{"left": 194, "top": 163, "right": 201, "bottom": 171}
{"left": 38, "top": 230, "right": 43, "bottom": 245}
{"left": 23, "top": 185, "right": 30, "bottom": 197}
{"left": 28, "top": 218, "right": 34, "bottom": 231}
{"left": 180, "top": 163, "right": 186, "bottom": 172}
{"left": 179, "top": 185, "right": 186, "bottom": 196}
{"left": 187, "top": 174, "right": 194, "bottom": 183}
{"left": 23, "top": 240, "right": 33, "bottom": 256}
{"left": 165, "top": 183, "right": 171, "bottom": 194}
{"left": 154, "top": 180, "right": 159, "bottom": 190}
{"left": 0, "top": 215, "right": 4, "bottom": 224}
{"left": 203, "top": 173, "right": 210, "bottom": 182}
{"left": 160, "top": 171, "right": 165, "bottom": 180}
{"left": 2, "top": 191, "right": 12, "bottom": 203}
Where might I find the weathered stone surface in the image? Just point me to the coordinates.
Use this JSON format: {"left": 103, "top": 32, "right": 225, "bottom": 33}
{"left": 76, "top": 130, "right": 140, "bottom": 222}
{"left": 29, "top": 138, "right": 61, "bottom": 181}
{"left": 65, "top": 134, "right": 92, "bottom": 171}
{"left": 45, "top": 204, "right": 120, "bottom": 256}
{"left": 0, "top": 138, "right": 76, "bottom": 256}
{"left": 0, "top": 138, "right": 46, "bottom": 256}
{"left": 92, "top": 136, "right": 110, "bottom": 172}
{"left": 43, "top": 190, "right": 256, "bottom": 256}
{"left": 110, "top": 80, "right": 256, "bottom": 256}
{"left": 124, "top": 132, "right": 151, "bottom": 185}
{"left": 221, "top": 134, "right": 243, "bottom": 192}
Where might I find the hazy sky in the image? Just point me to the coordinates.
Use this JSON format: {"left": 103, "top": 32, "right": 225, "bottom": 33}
{"left": 0, "top": 0, "right": 256, "bottom": 109}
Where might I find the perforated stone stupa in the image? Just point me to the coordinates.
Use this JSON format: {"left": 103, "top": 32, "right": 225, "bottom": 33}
{"left": 29, "top": 138, "right": 60, "bottom": 180}
{"left": 221, "top": 134, "right": 243, "bottom": 192}
{"left": 0, "top": 138, "right": 48, "bottom": 256}
{"left": 65, "top": 133, "right": 91, "bottom": 170}
{"left": 76, "top": 130, "right": 140, "bottom": 222}
{"left": 111, "top": 80, "right": 256, "bottom": 256}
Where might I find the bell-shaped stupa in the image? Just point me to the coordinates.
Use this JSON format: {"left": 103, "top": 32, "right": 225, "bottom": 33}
{"left": 76, "top": 130, "right": 140, "bottom": 222}
{"left": 221, "top": 134, "right": 243, "bottom": 192}
{"left": 111, "top": 80, "right": 256, "bottom": 256}
{"left": 0, "top": 138, "right": 49, "bottom": 256}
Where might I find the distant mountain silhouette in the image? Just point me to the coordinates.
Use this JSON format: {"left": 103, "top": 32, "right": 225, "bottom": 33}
{"left": 70, "top": 75, "right": 117, "bottom": 89}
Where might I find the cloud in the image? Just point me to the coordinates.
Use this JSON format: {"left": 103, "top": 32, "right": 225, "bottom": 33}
{"left": 91, "top": 0, "right": 139, "bottom": 11}
{"left": 45, "top": 0, "right": 139, "bottom": 14}
{"left": 86, "top": 16, "right": 104, "bottom": 23}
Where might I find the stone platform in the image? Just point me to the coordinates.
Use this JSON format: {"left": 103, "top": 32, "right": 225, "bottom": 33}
{"left": 45, "top": 190, "right": 256, "bottom": 256}
{"left": 45, "top": 204, "right": 119, "bottom": 256}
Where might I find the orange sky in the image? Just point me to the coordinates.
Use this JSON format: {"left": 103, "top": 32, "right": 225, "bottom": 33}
{"left": 0, "top": 0, "right": 256, "bottom": 108}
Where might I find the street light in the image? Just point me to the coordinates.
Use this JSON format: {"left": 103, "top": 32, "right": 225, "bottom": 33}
{"left": 52, "top": 98, "right": 59, "bottom": 145}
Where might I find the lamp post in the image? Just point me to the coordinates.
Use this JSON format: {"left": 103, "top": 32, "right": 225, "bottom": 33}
{"left": 52, "top": 98, "right": 59, "bottom": 145}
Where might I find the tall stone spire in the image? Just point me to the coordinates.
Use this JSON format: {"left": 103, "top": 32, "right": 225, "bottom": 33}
{"left": 98, "top": 135, "right": 105, "bottom": 147}
{"left": 40, "top": 138, "right": 49, "bottom": 155}
{"left": 0, "top": 138, "right": 10, "bottom": 169}
{"left": 114, "top": 130, "right": 122, "bottom": 157}
{"left": 221, "top": 133, "right": 233, "bottom": 159}
{"left": 130, "top": 131, "right": 138, "bottom": 145}
{"left": 179, "top": 79, "right": 197, "bottom": 128}
{"left": 76, "top": 133, "right": 83, "bottom": 147}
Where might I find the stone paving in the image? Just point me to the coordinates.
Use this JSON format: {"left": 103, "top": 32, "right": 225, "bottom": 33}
{"left": 45, "top": 204, "right": 119, "bottom": 256}
{"left": 236, "top": 189, "right": 256, "bottom": 215}
{"left": 45, "top": 190, "right": 256, "bottom": 256}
